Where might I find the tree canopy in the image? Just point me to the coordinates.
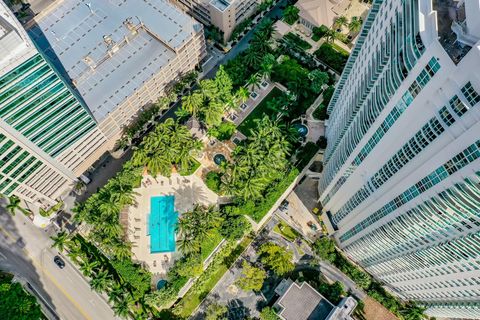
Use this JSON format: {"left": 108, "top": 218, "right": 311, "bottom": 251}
{"left": 258, "top": 243, "right": 294, "bottom": 276}
{"left": 0, "top": 273, "right": 43, "bottom": 320}
{"left": 235, "top": 260, "right": 266, "bottom": 291}
{"left": 221, "top": 116, "right": 291, "bottom": 201}
{"left": 131, "top": 118, "right": 202, "bottom": 177}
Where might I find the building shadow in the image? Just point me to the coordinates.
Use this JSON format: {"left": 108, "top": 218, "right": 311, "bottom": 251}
{"left": 0, "top": 205, "right": 58, "bottom": 319}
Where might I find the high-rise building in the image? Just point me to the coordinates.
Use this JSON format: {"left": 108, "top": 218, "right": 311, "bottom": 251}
{"left": 0, "top": 0, "right": 206, "bottom": 209}
{"left": 171, "top": 0, "right": 260, "bottom": 42}
{"left": 0, "top": 1, "right": 99, "bottom": 207}
{"left": 319, "top": 0, "right": 480, "bottom": 318}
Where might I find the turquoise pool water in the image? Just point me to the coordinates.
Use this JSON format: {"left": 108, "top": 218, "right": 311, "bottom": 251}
{"left": 148, "top": 195, "right": 177, "bottom": 253}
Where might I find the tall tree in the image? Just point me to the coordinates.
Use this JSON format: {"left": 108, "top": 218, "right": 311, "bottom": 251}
{"left": 247, "top": 74, "right": 261, "bottom": 92}
{"left": 6, "top": 195, "right": 29, "bottom": 216}
{"left": 89, "top": 269, "right": 112, "bottom": 293}
{"left": 258, "top": 243, "right": 294, "bottom": 276}
{"left": 181, "top": 92, "right": 204, "bottom": 118}
{"left": 235, "top": 260, "right": 266, "bottom": 291}
{"left": 51, "top": 231, "right": 70, "bottom": 252}
{"left": 235, "top": 87, "right": 250, "bottom": 104}
{"left": 205, "top": 303, "right": 228, "bottom": 320}
{"left": 334, "top": 16, "right": 348, "bottom": 30}
{"left": 308, "top": 70, "right": 329, "bottom": 94}
{"left": 283, "top": 5, "right": 300, "bottom": 25}
{"left": 348, "top": 16, "right": 363, "bottom": 34}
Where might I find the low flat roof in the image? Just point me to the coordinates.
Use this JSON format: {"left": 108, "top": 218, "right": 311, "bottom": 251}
{"left": 28, "top": 0, "right": 201, "bottom": 122}
{"left": 277, "top": 282, "right": 335, "bottom": 320}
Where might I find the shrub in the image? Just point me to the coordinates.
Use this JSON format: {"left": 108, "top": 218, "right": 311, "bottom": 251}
{"left": 295, "top": 142, "right": 320, "bottom": 170}
{"left": 322, "top": 86, "right": 335, "bottom": 106}
{"left": 313, "top": 103, "right": 327, "bottom": 120}
{"left": 312, "top": 25, "right": 329, "bottom": 41}
{"left": 205, "top": 171, "right": 222, "bottom": 193}
{"left": 284, "top": 32, "right": 312, "bottom": 50}
{"left": 314, "top": 43, "right": 349, "bottom": 73}
{"left": 318, "top": 136, "right": 327, "bottom": 149}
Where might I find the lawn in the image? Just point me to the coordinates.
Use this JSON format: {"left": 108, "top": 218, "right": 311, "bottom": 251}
{"left": 237, "top": 87, "right": 285, "bottom": 136}
{"left": 200, "top": 230, "right": 223, "bottom": 261}
{"left": 174, "top": 236, "right": 254, "bottom": 317}
{"left": 314, "top": 42, "right": 350, "bottom": 73}
{"left": 274, "top": 220, "right": 299, "bottom": 242}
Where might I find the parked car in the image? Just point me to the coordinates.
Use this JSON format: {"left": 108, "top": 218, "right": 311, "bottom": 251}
{"left": 53, "top": 256, "right": 65, "bottom": 269}
{"left": 279, "top": 200, "right": 289, "bottom": 212}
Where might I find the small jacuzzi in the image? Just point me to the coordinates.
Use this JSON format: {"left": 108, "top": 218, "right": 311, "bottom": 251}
{"left": 213, "top": 154, "right": 227, "bottom": 165}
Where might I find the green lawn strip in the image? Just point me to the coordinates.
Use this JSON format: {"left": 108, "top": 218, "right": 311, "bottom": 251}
{"left": 200, "top": 230, "right": 223, "bottom": 261}
{"left": 174, "top": 236, "right": 253, "bottom": 317}
{"left": 273, "top": 220, "right": 299, "bottom": 242}
{"left": 237, "top": 87, "right": 285, "bottom": 136}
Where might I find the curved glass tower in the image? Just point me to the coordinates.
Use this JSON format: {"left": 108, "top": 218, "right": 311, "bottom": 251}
{"left": 319, "top": 0, "right": 480, "bottom": 318}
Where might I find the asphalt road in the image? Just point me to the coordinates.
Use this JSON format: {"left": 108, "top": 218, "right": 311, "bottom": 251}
{"left": 0, "top": 210, "right": 116, "bottom": 320}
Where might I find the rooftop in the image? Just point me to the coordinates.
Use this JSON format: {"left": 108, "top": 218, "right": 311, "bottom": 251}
{"left": 210, "top": 0, "right": 231, "bottom": 12}
{"left": 296, "top": 0, "right": 337, "bottom": 28}
{"left": 27, "top": 0, "right": 202, "bottom": 122}
{"left": 0, "top": 1, "right": 36, "bottom": 76}
{"left": 432, "top": 0, "right": 475, "bottom": 63}
{"left": 276, "top": 280, "right": 335, "bottom": 320}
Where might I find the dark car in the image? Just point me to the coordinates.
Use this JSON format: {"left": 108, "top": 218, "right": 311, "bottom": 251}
{"left": 54, "top": 256, "right": 65, "bottom": 269}
{"left": 279, "top": 200, "right": 289, "bottom": 212}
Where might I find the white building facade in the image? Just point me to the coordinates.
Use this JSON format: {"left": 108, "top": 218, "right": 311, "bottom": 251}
{"left": 319, "top": 0, "right": 480, "bottom": 318}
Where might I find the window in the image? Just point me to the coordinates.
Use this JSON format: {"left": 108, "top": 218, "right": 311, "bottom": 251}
{"left": 439, "top": 106, "right": 455, "bottom": 126}
{"left": 461, "top": 82, "right": 480, "bottom": 107}
{"left": 449, "top": 95, "right": 469, "bottom": 116}
{"left": 408, "top": 81, "right": 421, "bottom": 98}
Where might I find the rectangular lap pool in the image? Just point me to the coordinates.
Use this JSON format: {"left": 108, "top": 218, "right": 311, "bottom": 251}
{"left": 148, "top": 195, "right": 177, "bottom": 253}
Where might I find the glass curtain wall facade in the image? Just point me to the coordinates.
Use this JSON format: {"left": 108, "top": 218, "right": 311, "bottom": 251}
{"left": 319, "top": 0, "right": 480, "bottom": 318}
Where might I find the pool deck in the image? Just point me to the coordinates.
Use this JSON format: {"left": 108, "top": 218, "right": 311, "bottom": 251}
{"left": 127, "top": 173, "right": 219, "bottom": 275}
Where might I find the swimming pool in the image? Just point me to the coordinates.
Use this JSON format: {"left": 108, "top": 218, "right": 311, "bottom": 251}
{"left": 148, "top": 195, "right": 177, "bottom": 253}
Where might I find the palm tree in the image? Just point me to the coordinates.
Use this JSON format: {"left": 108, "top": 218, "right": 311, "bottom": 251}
{"left": 107, "top": 284, "right": 124, "bottom": 304}
{"left": 283, "top": 5, "right": 300, "bottom": 25}
{"left": 244, "top": 49, "right": 263, "bottom": 69}
{"left": 113, "top": 296, "right": 130, "bottom": 319}
{"left": 247, "top": 74, "right": 261, "bottom": 92}
{"left": 6, "top": 195, "right": 29, "bottom": 216}
{"left": 51, "top": 231, "right": 70, "bottom": 252}
{"left": 90, "top": 269, "right": 111, "bottom": 292}
{"left": 181, "top": 92, "right": 204, "bottom": 118}
{"left": 113, "top": 241, "right": 132, "bottom": 260}
{"left": 236, "top": 87, "right": 249, "bottom": 104}
{"left": 333, "top": 15, "right": 348, "bottom": 30}
{"left": 203, "top": 102, "right": 224, "bottom": 127}
{"left": 199, "top": 79, "right": 218, "bottom": 100}
{"left": 348, "top": 16, "right": 363, "bottom": 34}
{"left": 400, "top": 303, "right": 426, "bottom": 320}
{"left": 66, "top": 244, "right": 85, "bottom": 264}
{"left": 79, "top": 259, "right": 100, "bottom": 277}
{"left": 73, "top": 180, "right": 86, "bottom": 194}
{"left": 325, "top": 29, "right": 339, "bottom": 43}
{"left": 257, "top": 18, "right": 276, "bottom": 39}
{"left": 177, "top": 235, "right": 201, "bottom": 255}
